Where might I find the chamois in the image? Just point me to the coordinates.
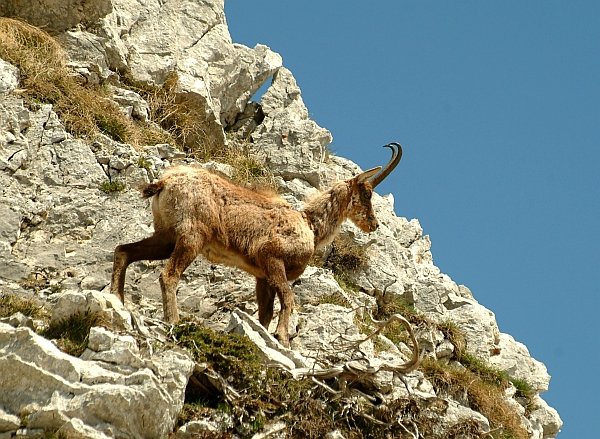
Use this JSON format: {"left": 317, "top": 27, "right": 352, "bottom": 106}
{"left": 111, "top": 143, "right": 402, "bottom": 347}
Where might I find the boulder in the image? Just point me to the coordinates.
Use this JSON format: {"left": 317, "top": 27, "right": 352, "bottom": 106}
{"left": 0, "top": 0, "right": 112, "bottom": 35}
{"left": 51, "top": 290, "right": 132, "bottom": 331}
{"left": 0, "top": 322, "right": 194, "bottom": 439}
{"left": 489, "top": 333, "right": 551, "bottom": 393}
{"left": 251, "top": 67, "right": 332, "bottom": 188}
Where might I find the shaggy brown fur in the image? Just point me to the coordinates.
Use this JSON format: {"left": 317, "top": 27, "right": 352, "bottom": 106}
{"left": 111, "top": 144, "right": 402, "bottom": 347}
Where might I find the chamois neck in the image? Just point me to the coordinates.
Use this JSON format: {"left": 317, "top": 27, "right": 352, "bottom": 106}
{"left": 302, "top": 181, "right": 352, "bottom": 248}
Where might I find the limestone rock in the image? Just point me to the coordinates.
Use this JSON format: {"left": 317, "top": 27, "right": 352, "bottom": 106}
{"left": 226, "top": 309, "right": 307, "bottom": 370}
{"left": 0, "top": 322, "right": 194, "bottom": 439}
{"left": 251, "top": 67, "right": 332, "bottom": 188}
{"left": 51, "top": 290, "right": 132, "bottom": 331}
{"left": 0, "top": 409, "right": 20, "bottom": 434}
{"left": 0, "top": 0, "right": 112, "bottom": 35}
{"left": 0, "top": 311, "right": 34, "bottom": 330}
{"left": 528, "top": 394, "right": 563, "bottom": 439}
{"left": 175, "top": 413, "right": 234, "bottom": 439}
{"left": 291, "top": 266, "right": 347, "bottom": 306}
{"left": 489, "top": 333, "right": 551, "bottom": 393}
{"left": 56, "top": 30, "right": 112, "bottom": 83}
{"left": 0, "top": 58, "right": 19, "bottom": 96}
{"left": 57, "top": 418, "right": 113, "bottom": 439}
{"left": 292, "top": 303, "right": 374, "bottom": 362}
{"left": 110, "top": 86, "right": 150, "bottom": 121}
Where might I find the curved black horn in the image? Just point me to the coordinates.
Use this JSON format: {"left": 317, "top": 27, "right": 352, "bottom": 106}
{"left": 369, "top": 142, "right": 403, "bottom": 188}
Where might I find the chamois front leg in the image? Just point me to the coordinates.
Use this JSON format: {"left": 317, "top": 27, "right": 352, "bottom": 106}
{"left": 262, "top": 258, "right": 294, "bottom": 348}
{"left": 159, "top": 236, "right": 202, "bottom": 323}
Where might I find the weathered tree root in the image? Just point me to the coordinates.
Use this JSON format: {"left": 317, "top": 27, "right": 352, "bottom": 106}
{"left": 295, "top": 313, "right": 424, "bottom": 392}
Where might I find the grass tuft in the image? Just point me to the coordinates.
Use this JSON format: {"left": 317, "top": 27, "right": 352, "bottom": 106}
{"left": 100, "top": 181, "right": 126, "bottom": 194}
{"left": 421, "top": 358, "right": 529, "bottom": 439}
{"left": 317, "top": 292, "right": 352, "bottom": 308}
{"left": 0, "top": 18, "right": 137, "bottom": 143}
{"left": 0, "top": 293, "right": 50, "bottom": 320}
{"left": 311, "top": 234, "right": 369, "bottom": 295}
{"left": 41, "top": 311, "right": 106, "bottom": 357}
{"left": 323, "top": 234, "right": 368, "bottom": 273}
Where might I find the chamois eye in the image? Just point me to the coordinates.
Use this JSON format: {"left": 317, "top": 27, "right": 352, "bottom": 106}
{"left": 362, "top": 190, "right": 372, "bottom": 200}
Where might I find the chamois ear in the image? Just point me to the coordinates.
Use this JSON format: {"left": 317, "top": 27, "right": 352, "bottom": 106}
{"left": 356, "top": 167, "right": 382, "bottom": 183}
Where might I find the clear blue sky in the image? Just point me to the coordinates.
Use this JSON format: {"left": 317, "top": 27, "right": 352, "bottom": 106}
{"left": 225, "top": 2, "right": 599, "bottom": 437}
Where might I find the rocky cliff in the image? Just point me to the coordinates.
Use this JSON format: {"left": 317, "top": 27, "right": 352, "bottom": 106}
{"left": 0, "top": 1, "right": 561, "bottom": 438}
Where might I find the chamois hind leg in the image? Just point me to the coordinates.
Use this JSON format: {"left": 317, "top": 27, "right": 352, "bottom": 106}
{"left": 159, "top": 236, "right": 202, "bottom": 323}
{"left": 261, "top": 257, "right": 294, "bottom": 348}
{"left": 256, "top": 277, "right": 276, "bottom": 328}
{"left": 111, "top": 232, "right": 176, "bottom": 303}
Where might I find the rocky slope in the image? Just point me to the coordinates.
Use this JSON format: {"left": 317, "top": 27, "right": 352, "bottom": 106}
{"left": 0, "top": 1, "right": 561, "bottom": 438}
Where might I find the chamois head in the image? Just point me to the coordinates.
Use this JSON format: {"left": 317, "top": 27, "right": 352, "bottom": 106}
{"left": 347, "top": 142, "right": 403, "bottom": 233}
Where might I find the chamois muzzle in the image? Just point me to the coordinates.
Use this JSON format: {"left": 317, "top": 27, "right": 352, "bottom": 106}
{"left": 369, "top": 142, "right": 403, "bottom": 188}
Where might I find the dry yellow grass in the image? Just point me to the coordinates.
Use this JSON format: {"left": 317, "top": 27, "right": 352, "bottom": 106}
{"left": 0, "top": 18, "right": 129, "bottom": 140}
{"left": 422, "top": 358, "right": 530, "bottom": 439}
{"left": 0, "top": 17, "right": 272, "bottom": 186}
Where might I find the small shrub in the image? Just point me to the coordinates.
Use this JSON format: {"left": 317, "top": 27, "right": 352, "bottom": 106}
{"left": 100, "top": 181, "right": 126, "bottom": 194}
{"left": 438, "top": 320, "right": 466, "bottom": 360}
{"left": 124, "top": 72, "right": 219, "bottom": 153}
{"left": 459, "top": 352, "right": 509, "bottom": 387}
{"left": 211, "top": 136, "right": 275, "bottom": 188}
{"left": 324, "top": 234, "right": 368, "bottom": 274}
{"left": 137, "top": 156, "right": 153, "bottom": 173}
{"left": 511, "top": 377, "right": 534, "bottom": 398}
{"left": 172, "top": 320, "right": 264, "bottom": 395}
{"left": 310, "top": 234, "right": 369, "bottom": 295}
{"left": 176, "top": 401, "right": 214, "bottom": 429}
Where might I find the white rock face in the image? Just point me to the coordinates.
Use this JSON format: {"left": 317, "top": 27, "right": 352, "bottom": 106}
{"left": 0, "top": 0, "right": 562, "bottom": 437}
{"left": 0, "top": 0, "right": 112, "bottom": 35}
{"left": 51, "top": 290, "right": 133, "bottom": 331}
{"left": 0, "top": 322, "right": 194, "bottom": 439}
{"left": 251, "top": 67, "right": 333, "bottom": 188}
{"left": 490, "top": 333, "right": 551, "bottom": 393}
{"left": 0, "top": 58, "right": 19, "bottom": 96}
{"left": 529, "top": 395, "right": 563, "bottom": 439}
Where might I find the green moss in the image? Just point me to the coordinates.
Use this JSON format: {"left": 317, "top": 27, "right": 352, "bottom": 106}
{"left": 173, "top": 320, "right": 263, "bottom": 392}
